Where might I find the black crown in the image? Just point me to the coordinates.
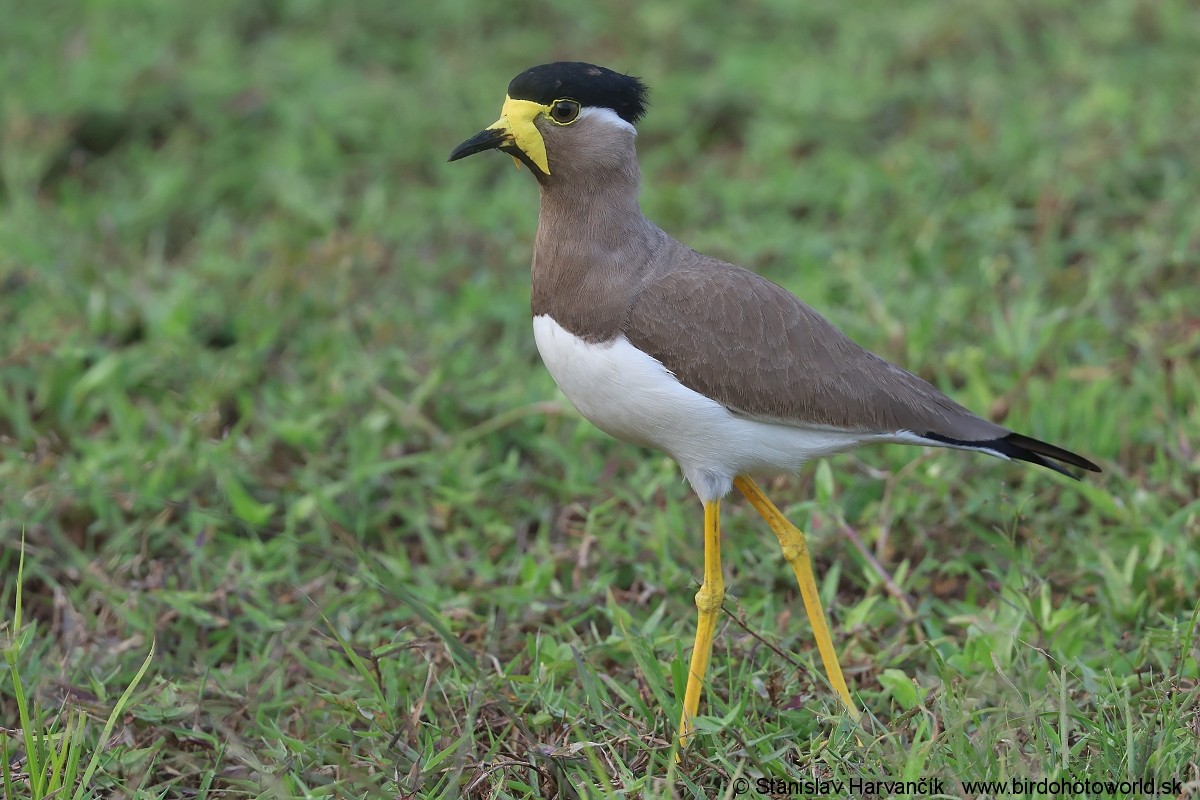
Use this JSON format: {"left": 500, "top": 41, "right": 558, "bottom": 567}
{"left": 507, "top": 62, "right": 649, "bottom": 125}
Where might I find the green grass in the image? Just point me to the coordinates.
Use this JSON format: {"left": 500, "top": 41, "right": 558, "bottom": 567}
{"left": 2, "top": 0, "right": 1198, "bottom": 796}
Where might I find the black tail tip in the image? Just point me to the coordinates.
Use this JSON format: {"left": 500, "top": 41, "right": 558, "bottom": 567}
{"left": 997, "top": 432, "right": 1102, "bottom": 478}
{"left": 921, "top": 430, "right": 1101, "bottom": 478}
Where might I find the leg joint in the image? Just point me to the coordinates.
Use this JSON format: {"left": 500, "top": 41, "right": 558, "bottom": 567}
{"left": 780, "top": 541, "right": 809, "bottom": 565}
{"left": 694, "top": 582, "right": 725, "bottom": 613}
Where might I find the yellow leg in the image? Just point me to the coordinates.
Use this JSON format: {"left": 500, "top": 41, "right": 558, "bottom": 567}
{"left": 733, "top": 476, "right": 860, "bottom": 721}
{"left": 678, "top": 499, "right": 724, "bottom": 746}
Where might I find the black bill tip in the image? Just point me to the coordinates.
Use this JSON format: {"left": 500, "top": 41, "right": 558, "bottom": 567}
{"left": 448, "top": 127, "right": 509, "bottom": 162}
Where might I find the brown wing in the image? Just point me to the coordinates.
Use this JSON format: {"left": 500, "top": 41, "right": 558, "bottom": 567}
{"left": 623, "top": 257, "right": 1008, "bottom": 441}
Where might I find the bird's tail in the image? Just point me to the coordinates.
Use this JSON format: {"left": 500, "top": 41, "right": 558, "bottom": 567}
{"left": 921, "top": 431, "right": 1102, "bottom": 478}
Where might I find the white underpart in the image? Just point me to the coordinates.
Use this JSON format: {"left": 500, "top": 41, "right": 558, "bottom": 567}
{"left": 577, "top": 106, "right": 637, "bottom": 134}
{"left": 533, "top": 315, "right": 909, "bottom": 502}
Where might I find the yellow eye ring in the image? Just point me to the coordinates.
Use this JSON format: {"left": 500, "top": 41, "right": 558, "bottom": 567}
{"left": 548, "top": 99, "right": 581, "bottom": 125}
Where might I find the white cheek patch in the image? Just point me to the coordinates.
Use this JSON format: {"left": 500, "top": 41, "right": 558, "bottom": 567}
{"left": 577, "top": 106, "right": 638, "bottom": 135}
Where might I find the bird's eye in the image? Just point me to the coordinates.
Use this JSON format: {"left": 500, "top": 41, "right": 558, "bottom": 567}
{"left": 549, "top": 100, "right": 580, "bottom": 124}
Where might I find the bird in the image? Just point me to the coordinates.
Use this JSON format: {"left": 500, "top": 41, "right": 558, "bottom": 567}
{"left": 448, "top": 61, "right": 1101, "bottom": 746}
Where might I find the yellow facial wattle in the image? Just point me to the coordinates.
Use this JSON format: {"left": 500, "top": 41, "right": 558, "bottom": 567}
{"left": 486, "top": 96, "right": 552, "bottom": 174}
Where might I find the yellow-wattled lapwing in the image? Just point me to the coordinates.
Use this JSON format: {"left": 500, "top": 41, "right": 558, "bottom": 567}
{"left": 449, "top": 62, "right": 1101, "bottom": 744}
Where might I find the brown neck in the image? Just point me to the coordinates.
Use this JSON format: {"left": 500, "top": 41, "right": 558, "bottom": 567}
{"left": 536, "top": 127, "right": 644, "bottom": 249}
{"left": 531, "top": 135, "right": 672, "bottom": 342}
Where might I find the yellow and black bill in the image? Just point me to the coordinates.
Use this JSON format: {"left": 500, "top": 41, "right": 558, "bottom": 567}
{"left": 448, "top": 97, "right": 551, "bottom": 176}
{"left": 447, "top": 127, "right": 515, "bottom": 163}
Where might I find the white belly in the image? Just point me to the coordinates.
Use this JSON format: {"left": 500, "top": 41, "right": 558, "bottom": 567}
{"left": 532, "top": 314, "right": 878, "bottom": 501}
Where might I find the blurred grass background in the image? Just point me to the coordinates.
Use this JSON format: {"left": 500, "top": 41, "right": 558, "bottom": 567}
{"left": 1, "top": 0, "right": 1197, "bottom": 796}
